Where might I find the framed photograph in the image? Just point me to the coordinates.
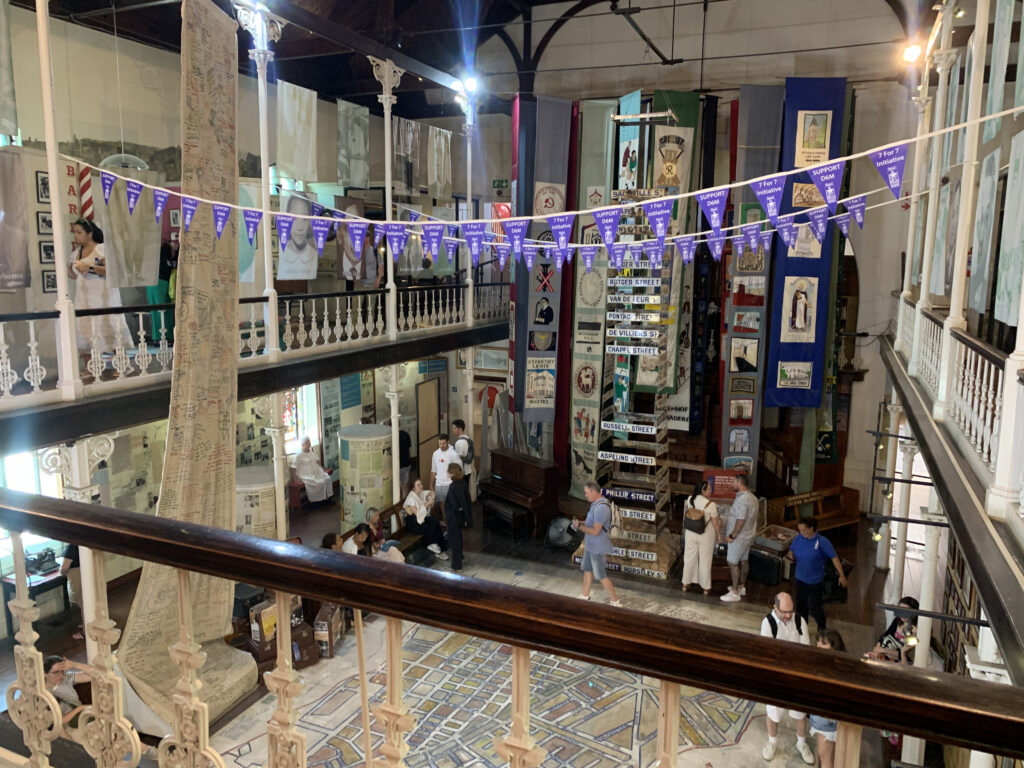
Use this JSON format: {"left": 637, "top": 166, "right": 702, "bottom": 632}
{"left": 38, "top": 241, "right": 55, "bottom": 265}
{"left": 169, "top": 209, "right": 182, "bottom": 228}
{"left": 36, "top": 171, "right": 50, "bottom": 203}
{"left": 729, "top": 337, "right": 759, "bottom": 373}
{"left": 728, "top": 398, "right": 754, "bottom": 426}
{"left": 41, "top": 270, "right": 57, "bottom": 293}
{"left": 36, "top": 211, "right": 54, "bottom": 236}
{"left": 729, "top": 376, "right": 756, "bottom": 395}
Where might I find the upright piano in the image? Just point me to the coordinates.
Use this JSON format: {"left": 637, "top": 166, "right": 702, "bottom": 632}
{"left": 479, "top": 448, "right": 560, "bottom": 539}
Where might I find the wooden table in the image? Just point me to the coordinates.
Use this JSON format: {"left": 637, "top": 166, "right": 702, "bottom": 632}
{"left": 2, "top": 570, "right": 69, "bottom": 639}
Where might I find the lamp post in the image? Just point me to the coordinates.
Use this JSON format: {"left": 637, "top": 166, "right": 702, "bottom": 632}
{"left": 235, "top": 1, "right": 285, "bottom": 363}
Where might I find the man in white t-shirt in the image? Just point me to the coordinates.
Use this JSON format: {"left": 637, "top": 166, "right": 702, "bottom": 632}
{"left": 760, "top": 592, "right": 813, "bottom": 764}
{"left": 430, "top": 433, "right": 462, "bottom": 511}
{"left": 450, "top": 418, "right": 476, "bottom": 506}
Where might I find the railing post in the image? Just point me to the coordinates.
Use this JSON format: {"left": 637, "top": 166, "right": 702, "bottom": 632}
{"left": 388, "top": 364, "right": 402, "bottom": 504}
{"left": 875, "top": 398, "right": 903, "bottom": 570}
{"left": 494, "top": 647, "right": 546, "bottom": 768}
{"left": 834, "top": 722, "right": 863, "bottom": 768}
{"left": 34, "top": 0, "right": 81, "bottom": 400}
{"left": 235, "top": 2, "right": 285, "bottom": 363}
{"left": 935, "top": 0, "right": 991, "bottom": 421}
{"left": 910, "top": 4, "right": 955, "bottom": 378}
{"left": 891, "top": 440, "right": 918, "bottom": 601}
{"left": 372, "top": 617, "right": 414, "bottom": 768}
{"left": 371, "top": 57, "right": 404, "bottom": 343}
{"left": 654, "top": 680, "right": 680, "bottom": 768}
{"left": 264, "top": 590, "right": 306, "bottom": 768}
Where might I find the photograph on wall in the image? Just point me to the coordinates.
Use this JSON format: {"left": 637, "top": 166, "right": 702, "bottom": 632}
{"left": 794, "top": 110, "right": 831, "bottom": 168}
{"left": 792, "top": 182, "right": 826, "bottom": 209}
{"left": 728, "top": 428, "right": 751, "bottom": 453}
{"left": 778, "top": 361, "right": 813, "bottom": 389}
{"left": 780, "top": 276, "right": 818, "bottom": 343}
{"left": 732, "top": 275, "right": 766, "bottom": 306}
{"left": 525, "top": 356, "right": 557, "bottom": 410}
{"left": 277, "top": 80, "right": 318, "bottom": 182}
{"left": 729, "top": 376, "right": 756, "bottom": 395}
{"left": 788, "top": 223, "right": 822, "bottom": 259}
{"left": 41, "top": 270, "right": 57, "bottom": 293}
{"left": 730, "top": 337, "right": 760, "bottom": 373}
{"left": 728, "top": 398, "right": 754, "bottom": 426}
{"left": 39, "top": 241, "right": 54, "bottom": 265}
{"left": 36, "top": 210, "right": 53, "bottom": 236}
{"left": 724, "top": 455, "right": 754, "bottom": 473}
{"left": 277, "top": 193, "right": 317, "bottom": 280}
{"left": 36, "top": 170, "right": 50, "bottom": 203}
{"left": 968, "top": 148, "right": 1001, "bottom": 313}
{"left": 733, "top": 311, "right": 761, "bottom": 334}
{"left": 652, "top": 126, "right": 694, "bottom": 189}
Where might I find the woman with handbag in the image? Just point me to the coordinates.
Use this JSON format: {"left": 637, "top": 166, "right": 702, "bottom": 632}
{"left": 681, "top": 481, "right": 722, "bottom": 595}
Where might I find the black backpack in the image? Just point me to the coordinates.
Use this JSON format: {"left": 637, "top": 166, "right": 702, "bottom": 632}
{"left": 457, "top": 435, "right": 475, "bottom": 464}
{"left": 765, "top": 612, "right": 803, "bottom": 638}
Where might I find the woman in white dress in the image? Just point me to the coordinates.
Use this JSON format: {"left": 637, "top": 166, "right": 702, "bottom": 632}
{"left": 68, "top": 218, "right": 131, "bottom": 359}
{"left": 681, "top": 481, "right": 722, "bottom": 595}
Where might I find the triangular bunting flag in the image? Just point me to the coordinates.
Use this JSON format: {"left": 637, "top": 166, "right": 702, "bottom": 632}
{"left": 153, "top": 189, "right": 169, "bottom": 223}
{"left": 675, "top": 235, "right": 696, "bottom": 263}
{"left": 731, "top": 233, "right": 746, "bottom": 257}
{"left": 311, "top": 202, "right": 324, "bottom": 218}
{"left": 443, "top": 236, "right": 460, "bottom": 264}
{"left": 845, "top": 195, "right": 866, "bottom": 229}
{"left": 749, "top": 175, "right": 786, "bottom": 227}
{"left": 421, "top": 222, "right": 445, "bottom": 260}
{"left": 834, "top": 212, "right": 851, "bottom": 237}
{"left": 373, "top": 224, "right": 385, "bottom": 248}
{"left": 447, "top": 224, "right": 459, "bottom": 239}
{"left": 759, "top": 229, "right": 774, "bottom": 254}
{"left": 126, "top": 180, "right": 143, "bottom": 215}
{"left": 641, "top": 198, "right": 674, "bottom": 249}
{"left": 462, "top": 221, "right": 487, "bottom": 266}
{"left": 408, "top": 210, "right": 421, "bottom": 223}
{"left": 382, "top": 222, "right": 409, "bottom": 263}
{"left": 523, "top": 242, "right": 538, "bottom": 271}
{"left": 181, "top": 197, "right": 200, "bottom": 233}
{"left": 707, "top": 230, "right": 726, "bottom": 261}
{"left": 276, "top": 214, "right": 295, "bottom": 251}
{"left": 643, "top": 240, "right": 663, "bottom": 269}
{"left": 579, "top": 244, "right": 599, "bottom": 273}
{"left": 807, "top": 207, "right": 829, "bottom": 242}
{"left": 807, "top": 160, "right": 846, "bottom": 213}
{"left": 626, "top": 242, "right": 645, "bottom": 265}
{"left": 869, "top": 143, "right": 908, "bottom": 199}
{"left": 565, "top": 246, "right": 575, "bottom": 264}
{"left": 311, "top": 218, "right": 331, "bottom": 254}
{"left": 212, "top": 203, "right": 231, "bottom": 239}
{"left": 696, "top": 188, "right": 729, "bottom": 234}
{"left": 777, "top": 214, "right": 798, "bottom": 249}
{"left": 547, "top": 213, "right": 575, "bottom": 262}
{"left": 609, "top": 242, "right": 627, "bottom": 269}
{"left": 501, "top": 218, "right": 530, "bottom": 258}
{"left": 592, "top": 207, "right": 623, "bottom": 249}
{"left": 741, "top": 223, "right": 760, "bottom": 250}
{"left": 100, "top": 171, "right": 116, "bottom": 205}
{"left": 243, "top": 209, "right": 263, "bottom": 246}
{"left": 347, "top": 220, "right": 369, "bottom": 256}
{"left": 495, "top": 242, "right": 511, "bottom": 270}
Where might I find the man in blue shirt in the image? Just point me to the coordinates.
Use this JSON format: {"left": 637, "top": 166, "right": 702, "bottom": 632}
{"left": 571, "top": 481, "right": 622, "bottom": 607}
{"left": 787, "top": 516, "right": 848, "bottom": 629}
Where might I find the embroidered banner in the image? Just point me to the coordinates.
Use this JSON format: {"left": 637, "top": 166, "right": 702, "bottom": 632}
{"left": 337, "top": 100, "right": 369, "bottom": 188}
{"left": 277, "top": 80, "right": 318, "bottom": 181}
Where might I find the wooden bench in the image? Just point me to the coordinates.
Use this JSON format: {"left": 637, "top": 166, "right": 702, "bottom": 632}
{"left": 337, "top": 501, "right": 425, "bottom": 557}
{"left": 765, "top": 486, "right": 860, "bottom": 532}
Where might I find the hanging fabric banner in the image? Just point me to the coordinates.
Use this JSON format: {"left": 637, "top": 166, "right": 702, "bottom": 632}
{"left": 154, "top": 189, "right": 170, "bottom": 223}
{"left": 427, "top": 125, "right": 453, "bottom": 198}
{"left": 337, "top": 99, "right": 370, "bottom": 188}
{"left": 968, "top": 147, "right": 1001, "bottom": 314}
{"left": 617, "top": 90, "right": 641, "bottom": 190}
{"left": 212, "top": 203, "right": 230, "bottom": 239}
{"left": 696, "top": 188, "right": 729, "bottom": 234}
{"left": 277, "top": 80, "right": 318, "bottom": 182}
{"left": 104, "top": 168, "right": 164, "bottom": 286}
{"left": 101, "top": 171, "right": 116, "bottom": 204}
{"left": 243, "top": 209, "right": 262, "bottom": 245}
{"left": 181, "top": 196, "right": 199, "bottom": 232}
{"left": 870, "top": 144, "right": 908, "bottom": 199}
{"left": 806, "top": 159, "right": 845, "bottom": 213}
{"left": 750, "top": 173, "right": 787, "bottom": 227}
{"left": 275, "top": 214, "right": 294, "bottom": 252}
{"left": 993, "top": 130, "right": 1024, "bottom": 325}
{"left": 983, "top": 0, "right": 1014, "bottom": 143}
{"left": 0, "top": 151, "right": 28, "bottom": 288}
{"left": 311, "top": 217, "right": 331, "bottom": 254}
{"left": 845, "top": 196, "right": 866, "bottom": 228}
{"left": 765, "top": 76, "right": 846, "bottom": 408}
{"left": 524, "top": 249, "right": 561, "bottom": 422}
{"left": 0, "top": 0, "right": 17, "bottom": 135}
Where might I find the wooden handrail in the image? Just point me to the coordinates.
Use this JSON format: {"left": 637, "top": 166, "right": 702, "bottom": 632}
{"left": 950, "top": 327, "right": 1009, "bottom": 368}
{"left": 1, "top": 486, "right": 1023, "bottom": 757}
{"left": 921, "top": 306, "right": 949, "bottom": 327}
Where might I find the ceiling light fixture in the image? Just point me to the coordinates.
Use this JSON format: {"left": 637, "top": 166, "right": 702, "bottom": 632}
{"left": 903, "top": 43, "right": 922, "bottom": 63}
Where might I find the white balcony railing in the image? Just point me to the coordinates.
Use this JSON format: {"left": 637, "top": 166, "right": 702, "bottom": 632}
{"left": 919, "top": 310, "right": 944, "bottom": 400}
{"left": 949, "top": 330, "right": 1005, "bottom": 472}
{"left": 898, "top": 296, "right": 915, "bottom": 359}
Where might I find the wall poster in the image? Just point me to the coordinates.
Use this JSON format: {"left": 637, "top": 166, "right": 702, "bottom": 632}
{"left": 794, "top": 110, "right": 832, "bottom": 168}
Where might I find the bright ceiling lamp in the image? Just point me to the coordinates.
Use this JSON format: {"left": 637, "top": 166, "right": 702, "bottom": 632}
{"left": 903, "top": 43, "right": 922, "bottom": 63}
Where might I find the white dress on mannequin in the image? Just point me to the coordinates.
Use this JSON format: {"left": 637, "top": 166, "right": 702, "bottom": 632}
{"left": 71, "top": 243, "right": 132, "bottom": 354}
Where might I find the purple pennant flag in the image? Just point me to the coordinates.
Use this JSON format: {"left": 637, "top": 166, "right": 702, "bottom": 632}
{"left": 462, "top": 221, "right": 487, "bottom": 266}
{"left": 484, "top": 230, "right": 496, "bottom": 245}
{"left": 626, "top": 242, "right": 645, "bottom": 265}
{"left": 845, "top": 195, "right": 866, "bottom": 229}
{"left": 641, "top": 198, "right": 674, "bottom": 249}
{"left": 373, "top": 224, "right": 385, "bottom": 248}
{"left": 731, "top": 233, "right": 746, "bottom": 257}
{"left": 807, "top": 207, "right": 829, "bottom": 242}
{"left": 749, "top": 175, "right": 786, "bottom": 227}
{"left": 523, "top": 242, "right": 538, "bottom": 271}
{"left": 275, "top": 214, "right": 294, "bottom": 251}
{"left": 554, "top": 248, "right": 563, "bottom": 272}
{"left": 870, "top": 143, "right": 908, "bottom": 199}
{"left": 501, "top": 218, "right": 530, "bottom": 258}
{"left": 696, "top": 188, "right": 729, "bottom": 234}
{"left": 311, "top": 202, "right": 324, "bottom": 218}
{"left": 447, "top": 224, "right": 459, "bottom": 239}
{"left": 578, "top": 244, "right": 599, "bottom": 273}
{"left": 311, "top": 218, "right": 331, "bottom": 254}
{"left": 547, "top": 213, "right": 575, "bottom": 261}
{"left": 408, "top": 210, "right": 421, "bottom": 223}
{"left": 243, "top": 209, "right": 263, "bottom": 245}
{"left": 834, "top": 212, "right": 852, "bottom": 237}
{"left": 707, "top": 230, "right": 726, "bottom": 261}
{"left": 347, "top": 220, "right": 369, "bottom": 256}
{"left": 675, "top": 235, "right": 696, "bottom": 263}
{"left": 807, "top": 160, "right": 846, "bottom": 213}
{"left": 382, "top": 222, "right": 409, "bottom": 263}
{"left": 759, "top": 229, "right": 774, "bottom": 254}
{"left": 592, "top": 207, "right": 623, "bottom": 249}
{"left": 126, "top": 180, "right": 143, "bottom": 215}
{"left": 153, "top": 189, "right": 169, "bottom": 223}
{"left": 212, "top": 204, "right": 231, "bottom": 239}
{"left": 495, "top": 242, "right": 511, "bottom": 270}
{"left": 644, "top": 240, "right": 663, "bottom": 269}
{"left": 565, "top": 246, "right": 574, "bottom": 264}
{"left": 741, "top": 223, "right": 760, "bottom": 250}
{"left": 442, "top": 236, "right": 460, "bottom": 264}
{"left": 777, "top": 214, "right": 798, "bottom": 249}
{"left": 181, "top": 197, "right": 200, "bottom": 233}
{"left": 421, "top": 222, "right": 445, "bottom": 259}
{"left": 100, "top": 171, "right": 116, "bottom": 205}
{"left": 609, "top": 242, "right": 627, "bottom": 269}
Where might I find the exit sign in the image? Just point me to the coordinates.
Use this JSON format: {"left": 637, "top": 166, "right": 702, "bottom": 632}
{"left": 492, "top": 179, "right": 509, "bottom": 189}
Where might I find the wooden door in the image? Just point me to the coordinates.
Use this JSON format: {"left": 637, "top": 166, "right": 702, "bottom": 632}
{"left": 416, "top": 378, "right": 440, "bottom": 485}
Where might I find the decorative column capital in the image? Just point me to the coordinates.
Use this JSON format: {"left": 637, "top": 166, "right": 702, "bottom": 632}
{"left": 899, "top": 440, "right": 919, "bottom": 460}
{"left": 887, "top": 402, "right": 903, "bottom": 418}
{"left": 234, "top": 1, "right": 285, "bottom": 55}
{"left": 386, "top": 390, "right": 400, "bottom": 407}
{"left": 932, "top": 48, "right": 958, "bottom": 72}
{"left": 369, "top": 56, "right": 405, "bottom": 97}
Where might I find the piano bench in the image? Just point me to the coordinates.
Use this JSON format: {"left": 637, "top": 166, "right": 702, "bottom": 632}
{"left": 482, "top": 497, "right": 530, "bottom": 540}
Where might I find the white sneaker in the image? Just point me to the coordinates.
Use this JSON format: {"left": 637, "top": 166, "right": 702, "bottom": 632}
{"left": 761, "top": 740, "right": 776, "bottom": 761}
{"left": 436, "top": 551, "right": 449, "bottom": 561}
{"left": 796, "top": 740, "right": 814, "bottom": 765}
{"left": 740, "top": 586, "right": 747, "bottom": 597}
{"left": 577, "top": 594, "right": 591, "bottom": 600}
{"left": 609, "top": 600, "right": 622, "bottom": 607}
{"left": 427, "top": 544, "right": 441, "bottom": 554}
{"left": 720, "top": 589, "right": 742, "bottom": 602}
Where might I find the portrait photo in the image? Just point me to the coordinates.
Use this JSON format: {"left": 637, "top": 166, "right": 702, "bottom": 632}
{"left": 169, "top": 209, "right": 181, "bottom": 228}
{"left": 38, "top": 241, "right": 55, "bottom": 265}
{"left": 41, "top": 269, "right": 57, "bottom": 293}
{"left": 36, "top": 211, "right": 53, "bottom": 236}
{"left": 36, "top": 171, "right": 50, "bottom": 204}
{"left": 781, "top": 276, "right": 818, "bottom": 343}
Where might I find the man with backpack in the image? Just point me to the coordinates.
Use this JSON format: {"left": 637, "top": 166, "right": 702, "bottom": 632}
{"left": 451, "top": 419, "right": 476, "bottom": 506}
{"left": 571, "top": 481, "right": 622, "bottom": 607}
{"left": 760, "top": 592, "right": 814, "bottom": 764}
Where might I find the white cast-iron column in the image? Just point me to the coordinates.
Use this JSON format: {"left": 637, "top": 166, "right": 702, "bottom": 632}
{"left": 388, "top": 365, "right": 401, "bottom": 505}
{"left": 875, "top": 399, "right": 903, "bottom": 570}
{"left": 891, "top": 440, "right": 918, "bottom": 601}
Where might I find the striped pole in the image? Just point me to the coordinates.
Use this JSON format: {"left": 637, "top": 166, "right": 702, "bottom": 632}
{"left": 79, "top": 163, "right": 93, "bottom": 220}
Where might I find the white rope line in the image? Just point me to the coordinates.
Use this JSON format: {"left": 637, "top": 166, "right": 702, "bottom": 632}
{"left": 58, "top": 101, "right": 1020, "bottom": 252}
